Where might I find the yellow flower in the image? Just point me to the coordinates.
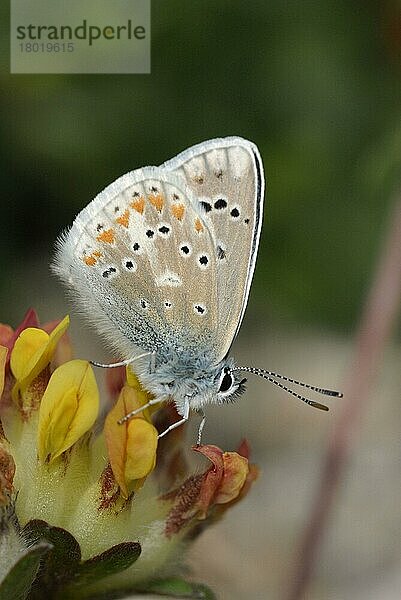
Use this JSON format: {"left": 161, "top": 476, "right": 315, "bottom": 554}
{"left": 0, "top": 310, "right": 258, "bottom": 599}
{"left": 104, "top": 384, "right": 158, "bottom": 498}
{"left": 37, "top": 359, "right": 99, "bottom": 462}
{"left": 10, "top": 315, "right": 70, "bottom": 407}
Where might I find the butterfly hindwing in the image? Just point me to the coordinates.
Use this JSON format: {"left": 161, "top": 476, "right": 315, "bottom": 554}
{"left": 54, "top": 168, "right": 220, "bottom": 361}
{"left": 163, "top": 137, "right": 264, "bottom": 360}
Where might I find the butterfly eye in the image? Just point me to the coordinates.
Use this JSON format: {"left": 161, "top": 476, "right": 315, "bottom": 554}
{"left": 218, "top": 368, "right": 234, "bottom": 394}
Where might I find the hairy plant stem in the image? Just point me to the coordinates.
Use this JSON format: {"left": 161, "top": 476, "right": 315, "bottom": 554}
{"left": 286, "top": 195, "right": 401, "bottom": 600}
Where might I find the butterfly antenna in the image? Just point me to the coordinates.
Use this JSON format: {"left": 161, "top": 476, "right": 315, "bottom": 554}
{"left": 249, "top": 367, "right": 342, "bottom": 397}
{"left": 233, "top": 366, "right": 343, "bottom": 411}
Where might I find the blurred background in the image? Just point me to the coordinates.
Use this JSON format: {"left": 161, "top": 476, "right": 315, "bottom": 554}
{"left": 2, "top": 1, "right": 401, "bottom": 598}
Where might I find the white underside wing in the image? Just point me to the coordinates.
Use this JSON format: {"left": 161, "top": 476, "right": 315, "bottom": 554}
{"left": 54, "top": 137, "right": 264, "bottom": 365}
{"left": 53, "top": 137, "right": 265, "bottom": 419}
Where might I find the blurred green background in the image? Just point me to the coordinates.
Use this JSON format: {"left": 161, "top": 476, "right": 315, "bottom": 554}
{"left": 2, "top": 0, "right": 400, "bottom": 330}
{"left": 2, "top": 2, "right": 401, "bottom": 599}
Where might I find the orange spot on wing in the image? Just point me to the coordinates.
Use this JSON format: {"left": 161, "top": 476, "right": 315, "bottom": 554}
{"left": 97, "top": 229, "right": 115, "bottom": 244}
{"left": 194, "top": 218, "right": 204, "bottom": 233}
{"left": 83, "top": 251, "right": 103, "bottom": 266}
{"left": 116, "top": 208, "right": 130, "bottom": 228}
{"left": 131, "top": 196, "right": 145, "bottom": 214}
{"left": 149, "top": 193, "right": 164, "bottom": 212}
{"left": 84, "top": 256, "right": 96, "bottom": 266}
{"left": 171, "top": 203, "right": 185, "bottom": 221}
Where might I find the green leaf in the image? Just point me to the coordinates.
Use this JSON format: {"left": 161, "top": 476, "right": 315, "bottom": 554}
{"left": 74, "top": 542, "right": 141, "bottom": 586}
{"left": 21, "top": 521, "right": 142, "bottom": 599}
{"left": 140, "top": 577, "right": 216, "bottom": 599}
{"left": 0, "top": 542, "right": 52, "bottom": 600}
{"left": 21, "top": 519, "right": 81, "bottom": 598}
{"left": 22, "top": 519, "right": 81, "bottom": 581}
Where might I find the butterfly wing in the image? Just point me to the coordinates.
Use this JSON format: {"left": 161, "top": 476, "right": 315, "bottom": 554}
{"left": 54, "top": 168, "right": 220, "bottom": 362}
{"left": 163, "top": 137, "right": 265, "bottom": 361}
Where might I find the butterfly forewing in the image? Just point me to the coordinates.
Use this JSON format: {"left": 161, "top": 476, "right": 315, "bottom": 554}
{"left": 54, "top": 168, "right": 219, "bottom": 361}
{"left": 163, "top": 137, "right": 264, "bottom": 361}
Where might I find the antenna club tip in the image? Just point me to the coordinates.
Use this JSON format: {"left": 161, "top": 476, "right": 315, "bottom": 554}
{"left": 310, "top": 401, "right": 329, "bottom": 411}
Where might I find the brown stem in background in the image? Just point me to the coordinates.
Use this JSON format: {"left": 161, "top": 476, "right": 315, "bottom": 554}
{"left": 286, "top": 195, "right": 401, "bottom": 600}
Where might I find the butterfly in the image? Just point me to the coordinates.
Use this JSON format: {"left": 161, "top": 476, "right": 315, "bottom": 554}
{"left": 54, "top": 137, "right": 342, "bottom": 442}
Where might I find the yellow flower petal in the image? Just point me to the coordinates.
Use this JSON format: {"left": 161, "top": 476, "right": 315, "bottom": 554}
{"left": 38, "top": 359, "right": 99, "bottom": 462}
{"left": 104, "top": 386, "right": 133, "bottom": 497}
{"left": 214, "top": 452, "right": 250, "bottom": 505}
{"left": 125, "top": 367, "right": 150, "bottom": 412}
{"left": 125, "top": 418, "right": 158, "bottom": 481}
{"left": 0, "top": 345, "right": 7, "bottom": 397}
{"left": 46, "top": 315, "right": 71, "bottom": 358}
{"left": 125, "top": 366, "right": 141, "bottom": 390}
{"left": 11, "top": 316, "right": 70, "bottom": 404}
{"left": 11, "top": 328, "right": 49, "bottom": 381}
{"left": 104, "top": 385, "right": 158, "bottom": 498}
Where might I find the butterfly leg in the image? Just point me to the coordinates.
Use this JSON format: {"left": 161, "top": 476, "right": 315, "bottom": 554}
{"left": 196, "top": 410, "right": 206, "bottom": 446}
{"left": 118, "top": 398, "right": 164, "bottom": 424}
{"left": 158, "top": 401, "right": 190, "bottom": 439}
{"left": 91, "top": 351, "right": 152, "bottom": 369}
